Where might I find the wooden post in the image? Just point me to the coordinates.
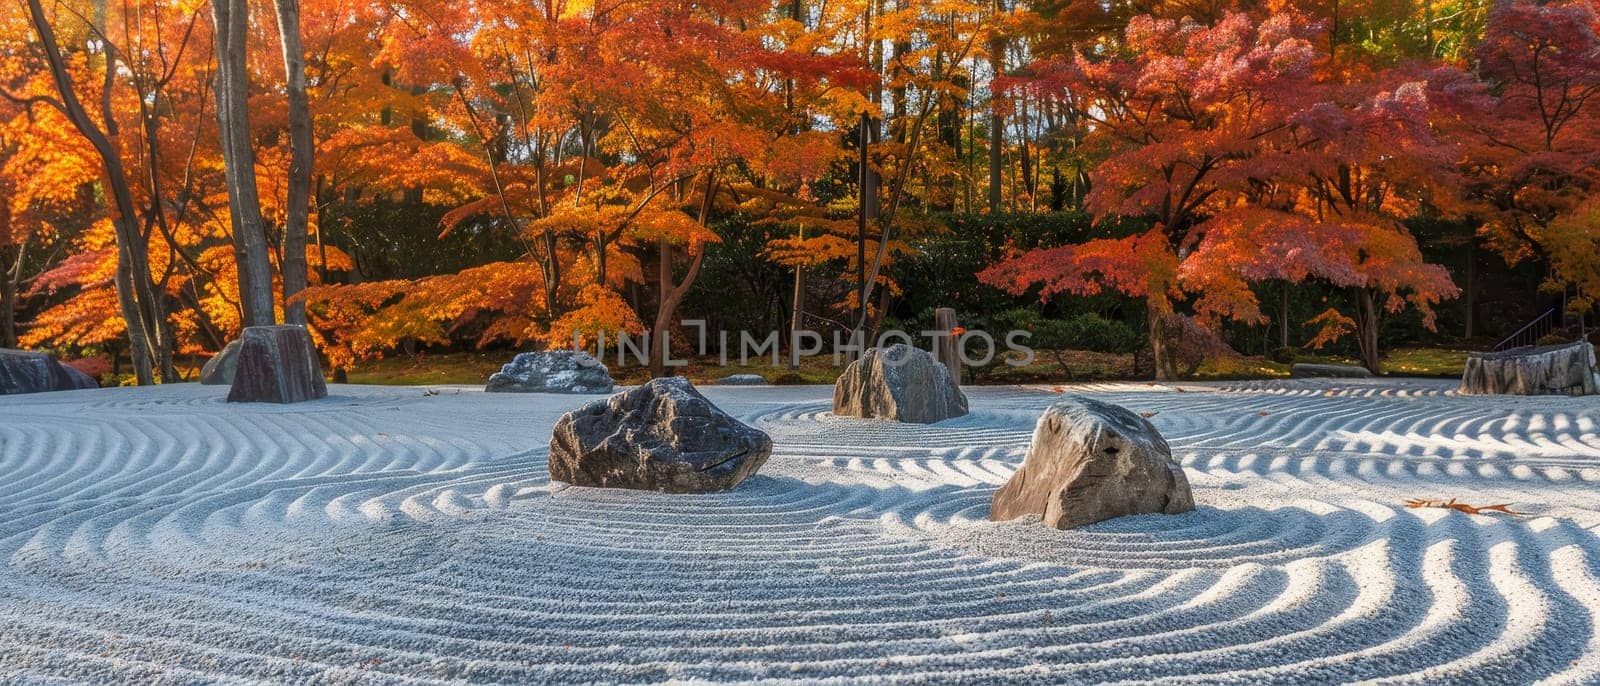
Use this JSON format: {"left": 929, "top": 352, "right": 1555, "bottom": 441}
{"left": 935, "top": 307, "right": 961, "bottom": 385}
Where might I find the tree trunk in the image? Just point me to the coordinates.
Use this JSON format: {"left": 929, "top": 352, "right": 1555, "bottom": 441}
{"left": 649, "top": 173, "right": 715, "bottom": 377}
{"left": 274, "top": 0, "right": 313, "bottom": 325}
{"left": 541, "top": 232, "right": 561, "bottom": 318}
{"left": 987, "top": 2, "right": 1004, "bottom": 214}
{"left": 212, "top": 0, "right": 279, "bottom": 328}
{"left": 1464, "top": 233, "right": 1477, "bottom": 340}
{"left": 934, "top": 307, "right": 960, "bottom": 384}
{"left": 1354, "top": 287, "right": 1381, "bottom": 374}
{"left": 0, "top": 286, "right": 13, "bottom": 349}
{"left": 0, "top": 231, "right": 21, "bottom": 348}
{"left": 788, "top": 226, "right": 804, "bottom": 370}
{"left": 1148, "top": 308, "right": 1178, "bottom": 381}
{"left": 24, "top": 0, "right": 161, "bottom": 384}
{"left": 987, "top": 98, "right": 1003, "bottom": 213}
{"left": 1279, "top": 282, "right": 1290, "bottom": 348}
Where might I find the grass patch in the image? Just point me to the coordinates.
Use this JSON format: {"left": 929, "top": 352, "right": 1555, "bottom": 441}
{"left": 344, "top": 352, "right": 506, "bottom": 385}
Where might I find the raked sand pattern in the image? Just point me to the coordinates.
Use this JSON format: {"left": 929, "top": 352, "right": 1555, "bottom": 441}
{"left": 1, "top": 380, "right": 1598, "bottom": 683}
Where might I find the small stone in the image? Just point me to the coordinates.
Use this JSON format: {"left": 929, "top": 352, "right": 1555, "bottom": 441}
{"left": 716, "top": 373, "right": 767, "bottom": 385}
{"left": 1290, "top": 362, "right": 1373, "bottom": 379}
{"left": 486, "top": 351, "right": 614, "bottom": 394}
{"left": 0, "top": 349, "right": 95, "bottom": 395}
{"left": 991, "top": 395, "right": 1194, "bottom": 529}
{"left": 226, "top": 325, "right": 328, "bottom": 404}
{"left": 201, "top": 339, "right": 242, "bottom": 385}
{"left": 833, "top": 343, "right": 967, "bottom": 424}
{"left": 549, "top": 377, "right": 772, "bottom": 492}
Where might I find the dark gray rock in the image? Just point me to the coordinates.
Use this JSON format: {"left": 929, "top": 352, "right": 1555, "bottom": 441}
{"left": 487, "top": 350, "right": 613, "bottom": 394}
{"left": 1290, "top": 362, "right": 1373, "bottom": 379}
{"left": 60, "top": 364, "right": 98, "bottom": 390}
{"left": 1459, "top": 341, "right": 1600, "bottom": 395}
{"left": 0, "top": 349, "right": 95, "bottom": 395}
{"left": 991, "top": 395, "right": 1193, "bottom": 530}
{"left": 549, "top": 377, "right": 772, "bottom": 492}
{"left": 717, "top": 373, "right": 767, "bottom": 385}
{"left": 201, "top": 339, "right": 242, "bottom": 385}
{"left": 833, "top": 343, "right": 967, "bottom": 423}
{"left": 226, "top": 326, "right": 328, "bottom": 403}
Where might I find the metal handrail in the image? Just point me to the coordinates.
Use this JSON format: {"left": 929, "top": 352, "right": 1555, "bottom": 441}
{"left": 1492, "top": 307, "right": 1559, "bottom": 352}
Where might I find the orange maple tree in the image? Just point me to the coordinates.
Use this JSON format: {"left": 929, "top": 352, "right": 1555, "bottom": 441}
{"left": 980, "top": 12, "right": 1456, "bottom": 377}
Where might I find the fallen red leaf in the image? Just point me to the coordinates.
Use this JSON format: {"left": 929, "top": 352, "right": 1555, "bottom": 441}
{"left": 1404, "top": 498, "right": 1526, "bottom": 516}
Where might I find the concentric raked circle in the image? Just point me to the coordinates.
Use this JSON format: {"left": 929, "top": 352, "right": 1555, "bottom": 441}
{"left": 0, "top": 382, "right": 1596, "bottom": 683}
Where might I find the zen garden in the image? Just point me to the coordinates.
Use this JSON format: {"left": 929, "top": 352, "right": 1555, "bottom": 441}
{"left": 3, "top": 0, "right": 1600, "bottom": 682}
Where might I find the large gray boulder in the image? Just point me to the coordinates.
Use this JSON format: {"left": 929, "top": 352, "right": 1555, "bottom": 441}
{"left": 227, "top": 325, "right": 328, "bottom": 403}
{"left": 833, "top": 343, "right": 967, "bottom": 423}
{"left": 549, "top": 377, "right": 772, "bottom": 493}
{"left": 1291, "top": 362, "right": 1373, "bottom": 379}
{"left": 991, "top": 395, "right": 1193, "bottom": 530}
{"left": 200, "top": 339, "right": 242, "bottom": 385}
{"left": 717, "top": 373, "right": 767, "bottom": 386}
{"left": 1459, "top": 341, "right": 1600, "bottom": 396}
{"left": 0, "top": 349, "right": 97, "bottom": 395}
{"left": 487, "top": 350, "right": 613, "bottom": 394}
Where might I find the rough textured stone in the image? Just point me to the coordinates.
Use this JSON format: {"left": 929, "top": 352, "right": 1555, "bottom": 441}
{"left": 549, "top": 377, "right": 772, "bottom": 492}
{"left": 200, "top": 339, "right": 242, "bottom": 385}
{"left": 1459, "top": 341, "right": 1600, "bottom": 396}
{"left": 833, "top": 343, "right": 968, "bottom": 424}
{"left": 1290, "top": 362, "right": 1373, "bottom": 379}
{"left": 716, "top": 373, "right": 767, "bottom": 385}
{"left": 486, "top": 350, "right": 614, "bottom": 394}
{"left": 60, "top": 365, "right": 98, "bottom": 390}
{"left": 991, "top": 395, "right": 1194, "bottom": 530}
{"left": 226, "top": 326, "right": 328, "bottom": 404}
{"left": 0, "top": 349, "right": 96, "bottom": 395}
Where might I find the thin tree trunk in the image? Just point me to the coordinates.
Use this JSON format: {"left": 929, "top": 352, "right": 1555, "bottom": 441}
{"left": 649, "top": 172, "right": 716, "bottom": 377}
{"left": 987, "top": 0, "right": 1004, "bottom": 214}
{"left": 23, "top": 0, "right": 160, "bottom": 384}
{"left": 274, "top": 0, "right": 313, "bottom": 325}
{"left": 1279, "top": 282, "right": 1290, "bottom": 348}
{"left": 0, "top": 239, "right": 19, "bottom": 349}
{"left": 788, "top": 225, "right": 804, "bottom": 370}
{"left": 1464, "top": 233, "right": 1477, "bottom": 339}
{"left": 211, "top": 0, "right": 278, "bottom": 327}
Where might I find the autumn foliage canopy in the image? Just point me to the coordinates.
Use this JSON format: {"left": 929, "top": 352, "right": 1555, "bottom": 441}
{"left": 1, "top": 0, "right": 1596, "bottom": 380}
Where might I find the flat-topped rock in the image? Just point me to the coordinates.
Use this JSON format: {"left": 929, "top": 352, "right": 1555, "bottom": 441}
{"left": 1290, "top": 362, "right": 1373, "bottom": 379}
{"left": 717, "top": 373, "right": 767, "bottom": 385}
{"left": 487, "top": 350, "right": 613, "bottom": 394}
{"left": 227, "top": 326, "right": 328, "bottom": 403}
{"left": 1459, "top": 341, "right": 1600, "bottom": 395}
{"left": 833, "top": 343, "right": 968, "bottom": 424}
{"left": 992, "top": 395, "right": 1193, "bottom": 530}
{"left": 550, "top": 377, "right": 772, "bottom": 492}
{"left": 201, "top": 339, "right": 242, "bottom": 385}
{"left": 0, "top": 349, "right": 98, "bottom": 395}
{"left": 60, "top": 365, "right": 98, "bottom": 389}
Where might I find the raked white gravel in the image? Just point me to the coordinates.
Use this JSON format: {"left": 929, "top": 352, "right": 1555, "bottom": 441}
{"left": 0, "top": 379, "right": 1597, "bottom": 684}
